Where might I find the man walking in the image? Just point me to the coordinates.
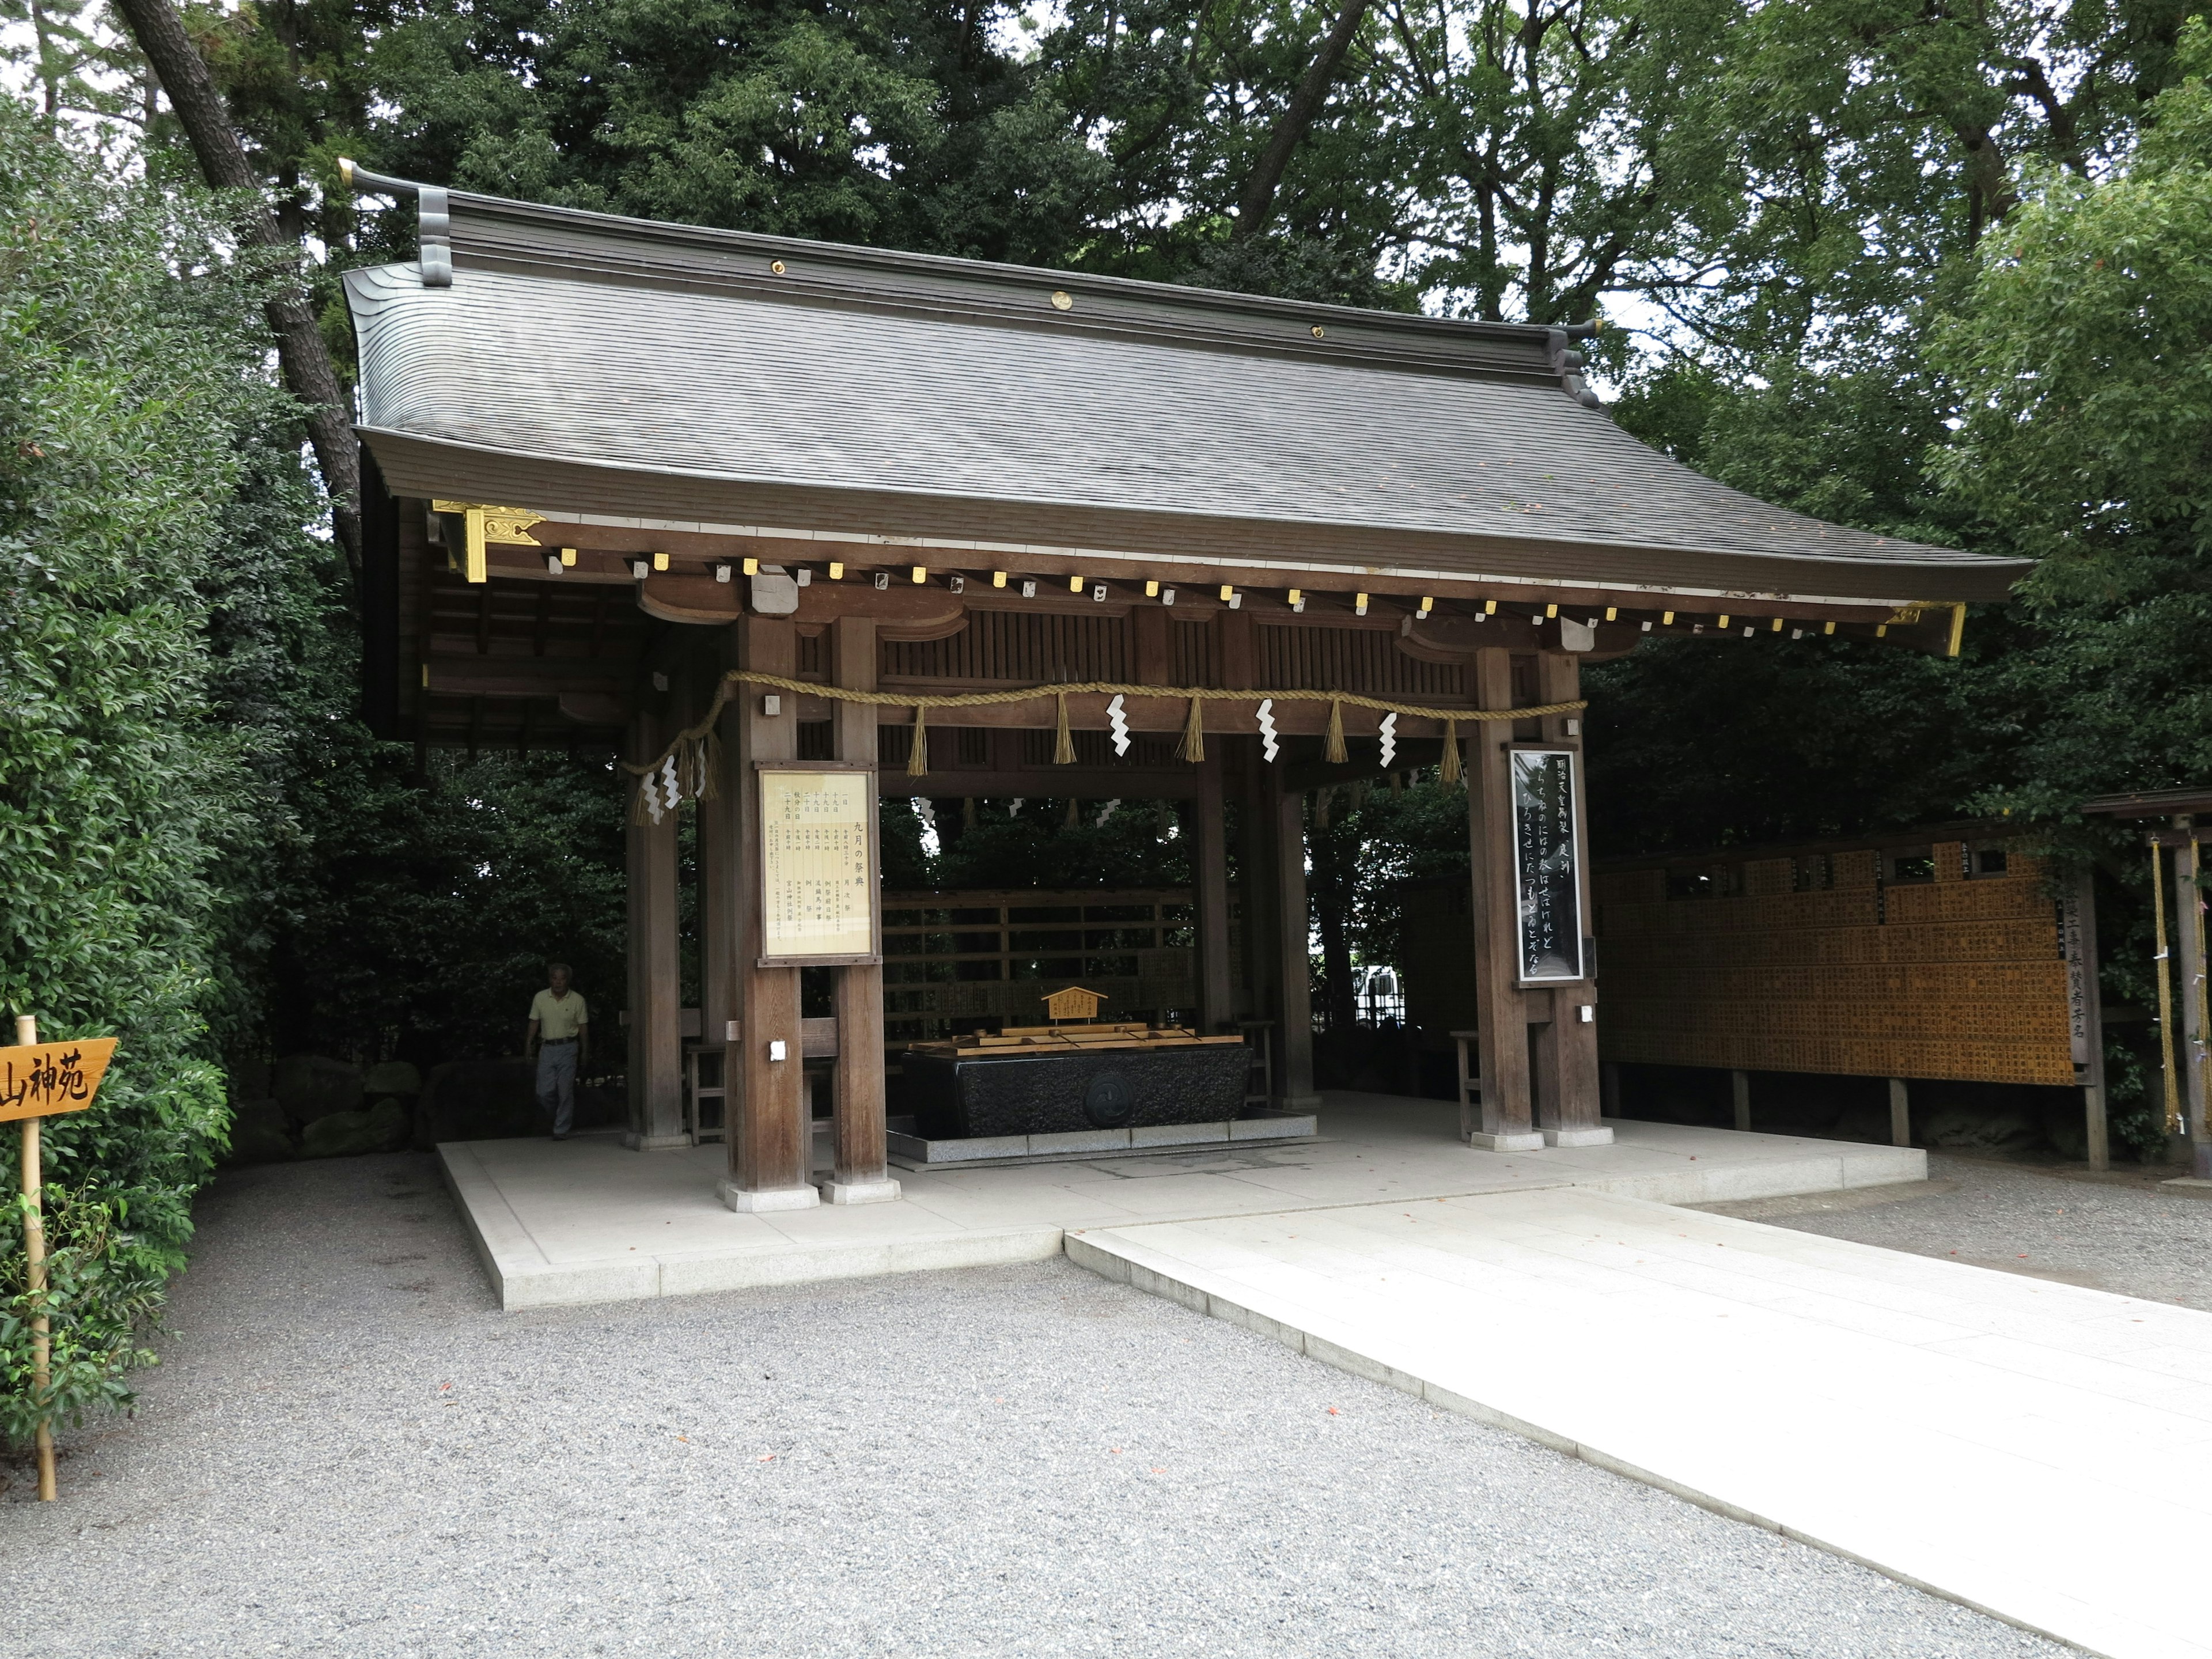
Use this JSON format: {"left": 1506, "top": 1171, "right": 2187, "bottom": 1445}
{"left": 527, "top": 963, "right": 590, "bottom": 1140}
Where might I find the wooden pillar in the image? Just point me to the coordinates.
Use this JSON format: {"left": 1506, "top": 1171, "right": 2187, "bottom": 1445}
{"left": 1464, "top": 648, "right": 1540, "bottom": 1149}
{"left": 698, "top": 631, "right": 743, "bottom": 1142}
{"left": 1528, "top": 651, "right": 1604, "bottom": 1141}
{"left": 624, "top": 699, "right": 685, "bottom": 1149}
{"left": 824, "top": 616, "right": 898, "bottom": 1204}
{"left": 1195, "top": 752, "right": 1236, "bottom": 1033}
{"left": 2062, "top": 869, "right": 2108, "bottom": 1172}
{"left": 1267, "top": 763, "right": 1321, "bottom": 1109}
{"left": 718, "top": 617, "right": 816, "bottom": 1211}
{"left": 2176, "top": 825, "right": 2210, "bottom": 1179}
{"left": 1240, "top": 739, "right": 1280, "bottom": 1039}
{"left": 1733, "top": 1069, "right": 1752, "bottom": 1133}
{"left": 1462, "top": 647, "right": 1608, "bottom": 1151}
{"left": 1887, "top": 1077, "right": 1910, "bottom": 1148}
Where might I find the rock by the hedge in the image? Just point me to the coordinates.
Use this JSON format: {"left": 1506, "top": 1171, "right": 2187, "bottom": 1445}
{"left": 274, "top": 1055, "right": 364, "bottom": 1124}
{"left": 225, "top": 1097, "right": 296, "bottom": 1164}
{"left": 416, "top": 1058, "right": 539, "bottom": 1146}
{"left": 363, "top": 1060, "right": 422, "bottom": 1097}
{"left": 302, "top": 1097, "right": 412, "bottom": 1158}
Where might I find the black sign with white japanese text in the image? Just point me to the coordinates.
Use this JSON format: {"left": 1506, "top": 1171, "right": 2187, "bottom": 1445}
{"left": 1511, "top": 749, "right": 1584, "bottom": 983}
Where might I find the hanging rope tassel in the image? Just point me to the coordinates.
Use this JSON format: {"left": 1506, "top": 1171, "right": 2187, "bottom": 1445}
{"left": 1324, "top": 698, "right": 1347, "bottom": 764}
{"left": 1177, "top": 696, "right": 1205, "bottom": 763}
{"left": 631, "top": 775, "right": 654, "bottom": 826}
{"left": 1439, "top": 718, "right": 1462, "bottom": 785}
{"left": 907, "top": 705, "right": 929, "bottom": 778}
{"left": 1313, "top": 789, "right": 1331, "bottom": 830}
{"left": 1054, "top": 692, "right": 1075, "bottom": 764}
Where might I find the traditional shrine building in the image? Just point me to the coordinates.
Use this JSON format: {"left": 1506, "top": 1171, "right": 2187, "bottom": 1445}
{"left": 340, "top": 165, "right": 2027, "bottom": 1213}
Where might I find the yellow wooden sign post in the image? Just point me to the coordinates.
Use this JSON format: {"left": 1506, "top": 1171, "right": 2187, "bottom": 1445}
{"left": 5, "top": 1017, "right": 116, "bottom": 1502}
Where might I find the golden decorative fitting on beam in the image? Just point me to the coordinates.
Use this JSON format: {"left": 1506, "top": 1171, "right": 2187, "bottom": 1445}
{"left": 430, "top": 499, "right": 546, "bottom": 584}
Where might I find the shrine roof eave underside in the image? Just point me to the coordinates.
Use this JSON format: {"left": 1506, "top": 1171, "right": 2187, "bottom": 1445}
{"left": 343, "top": 185, "right": 2029, "bottom": 610}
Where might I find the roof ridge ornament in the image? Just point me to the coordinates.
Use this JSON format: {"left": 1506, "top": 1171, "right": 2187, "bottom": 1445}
{"left": 338, "top": 158, "right": 449, "bottom": 287}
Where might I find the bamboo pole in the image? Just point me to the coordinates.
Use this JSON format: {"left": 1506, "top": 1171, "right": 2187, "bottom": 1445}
{"left": 2193, "top": 835, "right": 2211, "bottom": 1152}
{"left": 2154, "top": 839, "right": 2182, "bottom": 1134}
{"left": 16, "top": 1012, "right": 54, "bottom": 1500}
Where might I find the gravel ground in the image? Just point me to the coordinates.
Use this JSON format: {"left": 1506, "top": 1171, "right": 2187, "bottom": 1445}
{"left": 0, "top": 1153, "right": 2067, "bottom": 1659}
{"left": 1702, "top": 1152, "right": 2212, "bottom": 1310}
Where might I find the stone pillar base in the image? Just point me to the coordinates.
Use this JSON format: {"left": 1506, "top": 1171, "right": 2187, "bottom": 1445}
{"left": 623, "top": 1132, "right": 694, "bottom": 1152}
{"left": 1467, "top": 1130, "right": 1544, "bottom": 1152}
{"left": 1543, "top": 1127, "right": 1614, "bottom": 1147}
{"left": 717, "top": 1179, "right": 821, "bottom": 1214}
{"left": 818, "top": 1176, "right": 903, "bottom": 1206}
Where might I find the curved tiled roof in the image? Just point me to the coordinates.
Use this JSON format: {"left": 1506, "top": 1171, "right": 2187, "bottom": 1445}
{"left": 344, "top": 184, "right": 2027, "bottom": 605}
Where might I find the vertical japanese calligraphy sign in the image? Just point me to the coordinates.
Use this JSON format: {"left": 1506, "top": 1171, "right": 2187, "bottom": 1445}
{"left": 0, "top": 1037, "right": 117, "bottom": 1124}
{"left": 755, "top": 761, "right": 881, "bottom": 966}
{"left": 1510, "top": 748, "right": 1585, "bottom": 984}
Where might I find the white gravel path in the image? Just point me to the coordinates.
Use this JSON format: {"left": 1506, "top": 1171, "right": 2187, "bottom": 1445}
{"left": 1705, "top": 1152, "right": 2212, "bottom": 1310}
{"left": 1, "top": 1152, "right": 2066, "bottom": 1658}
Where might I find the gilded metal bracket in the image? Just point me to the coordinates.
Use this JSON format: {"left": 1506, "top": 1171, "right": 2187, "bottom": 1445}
{"left": 430, "top": 501, "right": 547, "bottom": 583}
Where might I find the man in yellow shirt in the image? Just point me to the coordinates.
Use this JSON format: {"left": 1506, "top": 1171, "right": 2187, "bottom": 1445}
{"left": 526, "top": 963, "right": 590, "bottom": 1140}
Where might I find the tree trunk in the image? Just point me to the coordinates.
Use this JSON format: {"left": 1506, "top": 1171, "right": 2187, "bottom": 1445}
{"left": 110, "top": 0, "right": 362, "bottom": 580}
{"left": 1233, "top": 0, "right": 1373, "bottom": 240}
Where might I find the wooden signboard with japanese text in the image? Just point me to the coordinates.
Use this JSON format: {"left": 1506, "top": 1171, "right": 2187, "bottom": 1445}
{"left": 0, "top": 1037, "right": 117, "bottom": 1124}
{"left": 1511, "top": 748, "right": 1585, "bottom": 983}
{"left": 756, "top": 762, "right": 881, "bottom": 966}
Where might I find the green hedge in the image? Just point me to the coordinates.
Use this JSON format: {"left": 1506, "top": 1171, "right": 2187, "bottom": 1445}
{"left": 0, "top": 102, "right": 306, "bottom": 1441}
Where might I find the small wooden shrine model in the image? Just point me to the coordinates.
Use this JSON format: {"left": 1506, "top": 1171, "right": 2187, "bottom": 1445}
{"left": 338, "top": 160, "right": 2028, "bottom": 1210}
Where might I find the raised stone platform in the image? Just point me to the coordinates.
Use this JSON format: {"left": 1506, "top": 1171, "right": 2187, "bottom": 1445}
{"left": 885, "top": 1109, "right": 1318, "bottom": 1168}
{"left": 437, "top": 1092, "right": 1923, "bottom": 1310}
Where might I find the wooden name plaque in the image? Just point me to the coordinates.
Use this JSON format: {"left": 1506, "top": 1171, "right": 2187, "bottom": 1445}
{"left": 756, "top": 762, "right": 881, "bottom": 966}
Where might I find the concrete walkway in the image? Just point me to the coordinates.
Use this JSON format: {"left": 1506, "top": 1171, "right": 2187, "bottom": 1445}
{"left": 1069, "top": 1186, "right": 2212, "bottom": 1659}
{"left": 441, "top": 1094, "right": 1922, "bottom": 1308}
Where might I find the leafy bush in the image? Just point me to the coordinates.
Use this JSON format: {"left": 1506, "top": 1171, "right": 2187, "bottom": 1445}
{"left": 0, "top": 101, "right": 305, "bottom": 1441}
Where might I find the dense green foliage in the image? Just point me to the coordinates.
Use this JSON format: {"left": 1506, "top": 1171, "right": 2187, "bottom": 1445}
{"left": 0, "top": 100, "right": 281, "bottom": 1433}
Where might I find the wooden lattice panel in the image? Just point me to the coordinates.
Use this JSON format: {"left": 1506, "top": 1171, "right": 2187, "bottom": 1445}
{"left": 1595, "top": 843, "right": 2074, "bottom": 1086}
{"left": 881, "top": 610, "right": 1133, "bottom": 684}
{"left": 1255, "top": 624, "right": 1467, "bottom": 698}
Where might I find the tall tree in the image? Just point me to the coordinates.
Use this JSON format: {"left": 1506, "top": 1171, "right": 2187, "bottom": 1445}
{"left": 111, "top": 0, "right": 363, "bottom": 575}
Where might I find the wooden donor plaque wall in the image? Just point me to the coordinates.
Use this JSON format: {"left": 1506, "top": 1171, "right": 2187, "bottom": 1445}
{"left": 757, "top": 763, "right": 880, "bottom": 965}
{"left": 1595, "top": 835, "right": 2081, "bottom": 1087}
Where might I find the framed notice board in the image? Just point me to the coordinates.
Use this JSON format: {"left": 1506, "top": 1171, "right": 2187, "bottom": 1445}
{"left": 1511, "top": 747, "right": 1585, "bottom": 983}
{"left": 756, "top": 761, "right": 881, "bottom": 966}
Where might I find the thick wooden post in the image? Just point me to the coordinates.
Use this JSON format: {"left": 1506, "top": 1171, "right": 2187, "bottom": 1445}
{"left": 2063, "top": 869, "right": 2109, "bottom": 1171}
{"left": 697, "top": 632, "right": 742, "bottom": 1142}
{"left": 1264, "top": 758, "right": 1321, "bottom": 1109}
{"left": 1733, "top": 1070, "right": 1753, "bottom": 1132}
{"left": 825, "top": 615, "right": 899, "bottom": 1203}
{"left": 2179, "top": 825, "right": 2211, "bottom": 1179}
{"left": 1239, "top": 738, "right": 1281, "bottom": 1047}
{"left": 1528, "top": 650, "right": 1605, "bottom": 1142}
{"left": 719, "top": 617, "right": 817, "bottom": 1211}
{"left": 1194, "top": 752, "right": 1236, "bottom": 1032}
{"left": 1464, "top": 648, "right": 1540, "bottom": 1149}
{"left": 624, "top": 699, "right": 685, "bottom": 1149}
{"left": 1888, "top": 1077, "right": 1911, "bottom": 1147}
